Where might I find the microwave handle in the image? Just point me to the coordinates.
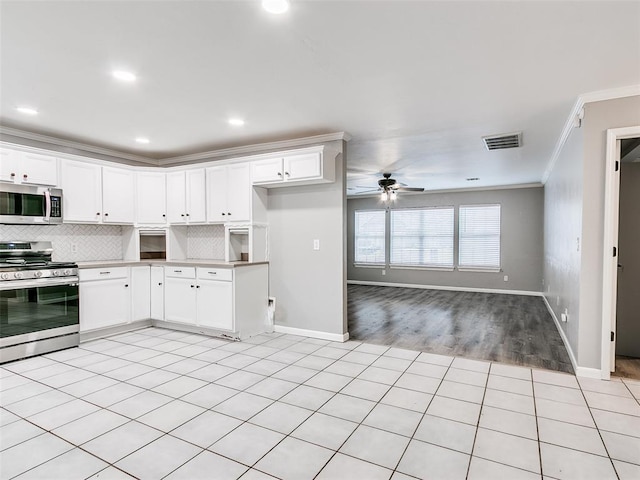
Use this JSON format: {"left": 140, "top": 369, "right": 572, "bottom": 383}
{"left": 44, "top": 189, "right": 51, "bottom": 220}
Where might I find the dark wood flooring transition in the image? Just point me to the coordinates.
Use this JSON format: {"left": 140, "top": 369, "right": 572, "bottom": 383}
{"left": 348, "top": 284, "right": 574, "bottom": 374}
{"left": 614, "top": 356, "right": 640, "bottom": 380}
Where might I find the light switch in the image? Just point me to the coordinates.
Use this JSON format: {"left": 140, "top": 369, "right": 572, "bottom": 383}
{"left": 313, "top": 239, "right": 320, "bottom": 250}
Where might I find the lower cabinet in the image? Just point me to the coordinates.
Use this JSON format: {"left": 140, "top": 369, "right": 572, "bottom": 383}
{"left": 196, "top": 269, "right": 233, "bottom": 331}
{"left": 150, "top": 266, "right": 165, "bottom": 320}
{"left": 79, "top": 267, "right": 131, "bottom": 332}
{"left": 164, "top": 268, "right": 197, "bottom": 324}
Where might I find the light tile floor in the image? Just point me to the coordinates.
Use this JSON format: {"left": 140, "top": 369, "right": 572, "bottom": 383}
{"left": 1, "top": 328, "right": 639, "bottom": 480}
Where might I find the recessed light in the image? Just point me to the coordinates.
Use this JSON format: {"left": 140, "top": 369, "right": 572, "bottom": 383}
{"left": 16, "top": 106, "right": 38, "bottom": 116}
{"left": 228, "top": 118, "right": 245, "bottom": 126}
{"left": 135, "top": 137, "right": 150, "bottom": 144}
{"left": 112, "top": 70, "right": 137, "bottom": 82}
{"left": 262, "top": 0, "right": 289, "bottom": 14}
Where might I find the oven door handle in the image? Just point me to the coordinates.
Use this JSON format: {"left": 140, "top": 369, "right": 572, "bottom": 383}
{"left": 0, "top": 276, "right": 79, "bottom": 291}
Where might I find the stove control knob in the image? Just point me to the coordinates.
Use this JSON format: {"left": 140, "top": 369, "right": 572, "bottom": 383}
{"left": 14, "top": 272, "right": 23, "bottom": 279}
{"left": 34, "top": 271, "right": 43, "bottom": 278}
{"left": 0, "top": 273, "right": 9, "bottom": 280}
{"left": 52, "top": 270, "right": 59, "bottom": 276}
{"left": 64, "top": 269, "right": 72, "bottom": 276}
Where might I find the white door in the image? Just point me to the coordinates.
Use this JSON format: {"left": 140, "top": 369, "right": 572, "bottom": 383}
{"left": 166, "top": 171, "right": 187, "bottom": 224}
{"left": 150, "top": 266, "right": 165, "bottom": 320}
{"left": 61, "top": 159, "right": 103, "bottom": 223}
{"left": 131, "top": 266, "right": 151, "bottom": 321}
{"left": 206, "top": 166, "right": 228, "bottom": 223}
{"left": 102, "top": 167, "right": 135, "bottom": 224}
{"left": 137, "top": 172, "right": 167, "bottom": 224}
{"left": 0, "top": 148, "right": 19, "bottom": 183}
{"left": 227, "top": 163, "right": 251, "bottom": 222}
{"left": 251, "top": 158, "right": 283, "bottom": 184}
{"left": 197, "top": 280, "right": 233, "bottom": 330}
{"left": 284, "top": 153, "right": 321, "bottom": 181}
{"left": 21, "top": 152, "right": 58, "bottom": 186}
{"left": 164, "top": 276, "right": 197, "bottom": 324}
{"left": 186, "top": 169, "right": 206, "bottom": 223}
{"left": 80, "top": 279, "right": 131, "bottom": 331}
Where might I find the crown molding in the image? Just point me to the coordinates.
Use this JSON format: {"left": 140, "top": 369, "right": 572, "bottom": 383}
{"left": 0, "top": 125, "right": 158, "bottom": 165}
{"left": 542, "top": 85, "right": 640, "bottom": 184}
{"left": 158, "top": 132, "right": 351, "bottom": 166}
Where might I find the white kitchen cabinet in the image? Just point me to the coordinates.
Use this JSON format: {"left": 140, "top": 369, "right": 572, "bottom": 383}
{"left": 166, "top": 169, "right": 206, "bottom": 224}
{"left": 206, "top": 163, "right": 251, "bottom": 223}
{"left": 0, "top": 148, "right": 58, "bottom": 186}
{"left": 102, "top": 167, "right": 135, "bottom": 224}
{"left": 79, "top": 267, "right": 131, "bottom": 332}
{"left": 196, "top": 269, "right": 233, "bottom": 330}
{"left": 150, "top": 266, "right": 165, "bottom": 320}
{"left": 131, "top": 266, "right": 151, "bottom": 321}
{"left": 61, "top": 159, "right": 103, "bottom": 223}
{"left": 251, "top": 147, "right": 333, "bottom": 187}
{"left": 164, "top": 267, "right": 197, "bottom": 324}
{"left": 136, "top": 171, "right": 167, "bottom": 225}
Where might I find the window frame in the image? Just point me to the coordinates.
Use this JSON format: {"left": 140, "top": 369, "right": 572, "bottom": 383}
{"left": 353, "top": 209, "right": 387, "bottom": 266}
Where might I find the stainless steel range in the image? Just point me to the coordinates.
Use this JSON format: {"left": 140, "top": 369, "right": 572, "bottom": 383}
{"left": 0, "top": 241, "right": 79, "bottom": 363}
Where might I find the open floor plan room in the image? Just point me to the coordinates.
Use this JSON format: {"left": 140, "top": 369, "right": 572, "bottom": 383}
{"left": 1, "top": 327, "right": 640, "bottom": 480}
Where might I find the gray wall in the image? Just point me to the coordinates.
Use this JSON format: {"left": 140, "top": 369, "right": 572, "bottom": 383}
{"left": 348, "top": 186, "right": 544, "bottom": 292}
{"left": 544, "top": 95, "right": 640, "bottom": 370}
{"left": 617, "top": 162, "right": 640, "bottom": 357}
{"left": 268, "top": 140, "right": 347, "bottom": 336}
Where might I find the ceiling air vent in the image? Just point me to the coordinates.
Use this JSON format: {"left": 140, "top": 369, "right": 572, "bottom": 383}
{"left": 482, "top": 132, "right": 522, "bottom": 151}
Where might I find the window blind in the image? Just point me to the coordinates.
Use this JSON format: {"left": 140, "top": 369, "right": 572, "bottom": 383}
{"left": 354, "top": 210, "right": 386, "bottom": 264}
{"left": 390, "top": 207, "right": 454, "bottom": 267}
{"left": 458, "top": 204, "right": 501, "bottom": 269}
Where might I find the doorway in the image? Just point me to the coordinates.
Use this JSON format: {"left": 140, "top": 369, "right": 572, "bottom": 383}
{"left": 601, "top": 127, "right": 640, "bottom": 380}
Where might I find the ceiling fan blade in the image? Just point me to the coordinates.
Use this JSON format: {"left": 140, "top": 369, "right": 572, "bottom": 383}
{"left": 396, "top": 187, "right": 425, "bottom": 192}
{"left": 349, "top": 189, "right": 381, "bottom": 194}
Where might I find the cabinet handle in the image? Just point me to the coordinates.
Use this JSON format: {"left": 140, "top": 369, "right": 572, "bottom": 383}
{"left": 196, "top": 285, "right": 200, "bottom": 289}
{"left": 221, "top": 212, "right": 226, "bottom": 216}
{"left": 104, "top": 213, "right": 109, "bottom": 217}
{"left": 10, "top": 173, "right": 15, "bottom": 178}
{"left": 174, "top": 270, "right": 182, "bottom": 273}
{"left": 186, "top": 213, "right": 190, "bottom": 217}
{"left": 23, "top": 174, "right": 28, "bottom": 179}
{"left": 158, "top": 282, "right": 162, "bottom": 286}
{"left": 181, "top": 214, "right": 185, "bottom": 217}
{"left": 99, "top": 271, "right": 111, "bottom": 275}
{"left": 227, "top": 212, "right": 231, "bottom": 216}
{"left": 284, "top": 171, "right": 290, "bottom": 177}
{"left": 162, "top": 214, "right": 166, "bottom": 217}
{"left": 190, "top": 284, "right": 195, "bottom": 288}
{"left": 124, "top": 284, "right": 129, "bottom": 288}
{"left": 96, "top": 212, "right": 101, "bottom": 216}
{"left": 277, "top": 172, "right": 282, "bottom": 177}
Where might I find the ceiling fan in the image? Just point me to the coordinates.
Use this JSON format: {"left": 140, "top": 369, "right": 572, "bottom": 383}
{"left": 355, "top": 173, "right": 425, "bottom": 201}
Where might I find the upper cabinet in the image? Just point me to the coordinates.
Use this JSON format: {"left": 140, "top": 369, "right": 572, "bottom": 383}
{"left": 166, "top": 169, "right": 206, "bottom": 224}
{"left": 251, "top": 148, "right": 334, "bottom": 187}
{"left": 136, "top": 171, "right": 167, "bottom": 225}
{"left": 206, "top": 163, "right": 251, "bottom": 223}
{"left": 61, "top": 159, "right": 134, "bottom": 224}
{"left": 0, "top": 148, "right": 58, "bottom": 186}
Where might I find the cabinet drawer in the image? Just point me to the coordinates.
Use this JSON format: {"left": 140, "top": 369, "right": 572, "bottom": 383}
{"left": 165, "top": 266, "right": 196, "bottom": 278}
{"left": 79, "top": 267, "right": 129, "bottom": 282}
{"left": 197, "top": 268, "right": 233, "bottom": 282}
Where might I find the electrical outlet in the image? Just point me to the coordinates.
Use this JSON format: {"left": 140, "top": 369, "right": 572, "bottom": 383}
{"left": 503, "top": 275, "right": 509, "bottom": 282}
{"left": 71, "top": 243, "right": 78, "bottom": 254}
{"left": 561, "top": 313, "right": 567, "bottom": 322}
{"left": 313, "top": 239, "right": 320, "bottom": 251}
{"left": 381, "top": 269, "right": 386, "bottom": 276}
{"left": 564, "top": 308, "right": 569, "bottom": 322}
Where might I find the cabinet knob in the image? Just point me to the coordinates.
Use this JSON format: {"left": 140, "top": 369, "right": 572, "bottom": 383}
{"left": 158, "top": 282, "right": 162, "bottom": 286}
{"left": 104, "top": 213, "right": 109, "bottom": 217}
{"left": 23, "top": 174, "right": 28, "bottom": 179}
{"left": 124, "top": 284, "right": 129, "bottom": 288}
{"left": 96, "top": 212, "right": 101, "bottom": 215}
{"left": 221, "top": 212, "right": 226, "bottom": 216}
{"left": 196, "top": 285, "right": 200, "bottom": 289}
{"left": 190, "top": 284, "right": 195, "bottom": 288}
{"left": 186, "top": 213, "right": 190, "bottom": 216}
{"left": 277, "top": 172, "right": 282, "bottom": 176}
{"left": 227, "top": 212, "right": 231, "bottom": 216}
{"left": 284, "top": 171, "right": 290, "bottom": 177}
{"left": 10, "top": 172, "right": 15, "bottom": 178}
{"left": 162, "top": 214, "right": 166, "bottom": 217}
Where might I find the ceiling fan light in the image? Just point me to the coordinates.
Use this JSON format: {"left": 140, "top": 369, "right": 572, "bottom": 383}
{"left": 262, "top": 0, "right": 289, "bottom": 14}
{"left": 390, "top": 190, "right": 397, "bottom": 200}
{"left": 380, "top": 191, "right": 388, "bottom": 202}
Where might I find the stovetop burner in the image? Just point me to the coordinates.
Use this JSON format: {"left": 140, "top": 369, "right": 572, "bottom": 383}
{"left": 0, "top": 241, "right": 77, "bottom": 281}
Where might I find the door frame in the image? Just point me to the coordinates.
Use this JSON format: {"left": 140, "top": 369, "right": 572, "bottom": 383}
{"left": 600, "top": 125, "right": 640, "bottom": 380}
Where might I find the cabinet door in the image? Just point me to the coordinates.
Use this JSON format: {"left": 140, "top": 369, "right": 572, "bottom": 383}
{"left": 150, "top": 266, "right": 165, "bottom": 320}
{"left": 197, "top": 280, "right": 233, "bottom": 330}
{"left": 284, "top": 153, "right": 321, "bottom": 181}
{"left": 251, "top": 158, "right": 283, "bottom": 184}
{"left": 166, "top": 171, "right": 187, "bottom": 224}
{"left": 164, "top": 276, "right": 197, "bottom": 324}
{"left": 0, "top": 148, "right": 19, "bottom": 183}
{"left": 137, "top": 172, "right": 167, "bottom": 224}
{"left": 226, "top": 163, "right": 251, "bottom": 222}
{"left": 102, "top": 167, "right": 135, "bottom": 224}
{"left": 206, "top": 166, "right": 228, "bottom": 223}
{"left": 80, "top": 278, "right": 131, "bottom": 332}
{"left": 61, "top": 160, "right": 103, "bottom": 223}
{"left": 186, "top": 169, "right": 206, "bottom": 223}
{"left": 21, "top": 152, "right": 58, "bottom": 186}
{"left": 131, "top": 266, "right": 151, "bottom": 321}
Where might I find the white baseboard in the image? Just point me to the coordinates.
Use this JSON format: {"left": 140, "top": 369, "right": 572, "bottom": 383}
{"left": 575, "top": 366, "right": 603, "bottom": 379}
{"left": 347, "top": 280, "right": 541, "bottom": 297}
{"left": 274, "top": 324, "right": 349, "bottom": 343}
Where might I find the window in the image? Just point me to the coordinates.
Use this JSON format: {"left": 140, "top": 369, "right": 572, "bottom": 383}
{"left": 354, "top": 210, "right": 386, "bottom": 264}
{"left": 458, "top": 204, "right": 501, "bottom": 269}
{"left": 390, "top": 207, "right": 454, "bottom": 267}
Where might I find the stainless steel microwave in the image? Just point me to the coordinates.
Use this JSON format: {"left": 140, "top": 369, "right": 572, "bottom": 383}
{"left": 0, "top": 183, "right": 63, "bottom": 224}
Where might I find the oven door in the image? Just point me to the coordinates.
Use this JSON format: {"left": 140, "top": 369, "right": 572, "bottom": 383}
{"left": 0, "top": 277, "right": 79, "bottom": 348}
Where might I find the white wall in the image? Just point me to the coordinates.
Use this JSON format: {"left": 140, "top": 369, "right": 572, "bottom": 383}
{"left": 267, "top": 140, "right": 346, "bottom": 336}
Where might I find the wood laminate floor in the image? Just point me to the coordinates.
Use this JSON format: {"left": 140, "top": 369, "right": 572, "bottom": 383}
{"left": 614, "top": 355, "right": 640, "bottom": 380}
{"left": 347, "top": 284, "right": 574, "bottom": 374}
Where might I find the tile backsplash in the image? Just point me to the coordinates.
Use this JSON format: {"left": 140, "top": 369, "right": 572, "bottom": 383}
{"left": 187, "top": 225, "right": 225, "bottom": 259}
{"left": 0, "top": 224, "right": 123, "bottom": 261}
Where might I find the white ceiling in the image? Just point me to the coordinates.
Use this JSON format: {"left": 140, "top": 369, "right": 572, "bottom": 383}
{"left": 1, "top": 1, "right": 639, "bottom": 193}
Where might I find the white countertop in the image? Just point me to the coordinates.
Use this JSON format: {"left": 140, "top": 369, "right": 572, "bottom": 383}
{"left": 76, "top": 259, "right": 268, "bottom": 269}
